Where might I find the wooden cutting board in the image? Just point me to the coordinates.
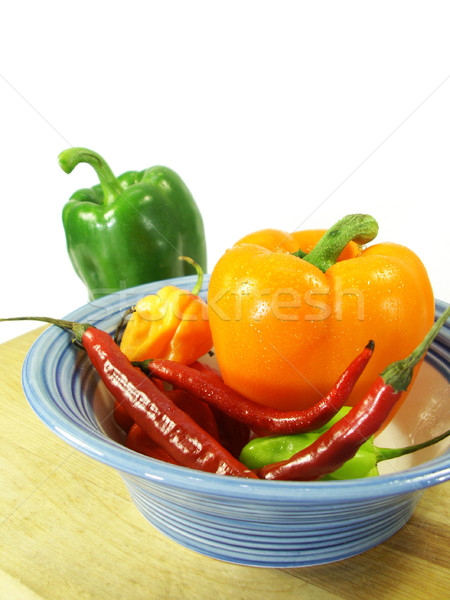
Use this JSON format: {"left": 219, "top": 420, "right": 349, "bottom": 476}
{"left": 0, "top": 328, "right": 449, "bottom": 600}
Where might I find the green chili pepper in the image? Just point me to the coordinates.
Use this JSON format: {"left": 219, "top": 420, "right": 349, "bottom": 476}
{"left": 59, "top": 147, "right": 207, "bottom": 300}
{"left": 239, "top": 407, "right": 450, "bottom": 480}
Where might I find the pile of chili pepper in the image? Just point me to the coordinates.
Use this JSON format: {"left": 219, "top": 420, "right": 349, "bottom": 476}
{"left": 0, "top": 315, "right": 256, "bottom": 478}
{"left": 1, "top": 304, "right": 448, "bottom": 481}
{"left": 135, "top": 340, "right": 376, "bottom": 435}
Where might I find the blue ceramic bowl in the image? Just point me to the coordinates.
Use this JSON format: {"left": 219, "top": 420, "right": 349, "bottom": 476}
{"left": 22, "top": 276, "right": 450, "bottom": 568}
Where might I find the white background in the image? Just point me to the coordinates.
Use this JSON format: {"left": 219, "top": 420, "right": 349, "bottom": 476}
{"left": 0, "top": 0, "right": 449, "bottom": 344}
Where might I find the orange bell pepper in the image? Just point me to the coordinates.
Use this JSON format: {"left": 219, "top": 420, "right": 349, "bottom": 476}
{"left": 120, "top": 257, "right": 213, "bottom": 364}
{"left": 208, "top": 214, "right": 435, "bottom": 417}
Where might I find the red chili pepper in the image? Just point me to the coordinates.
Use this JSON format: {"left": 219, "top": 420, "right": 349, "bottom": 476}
{"left": 124, "top": 389, "right": 220, "bottom": 463}
{"left": 122, "top": 386, "right": 221, "bottom": 460}
{"left": 189, "top": 360, "right": 224, "bottom": 383}
{"left": 126, "top": 423, "right": 179, "bottom": 464}
{"left": 135, "top": 341, "right": 375, "bottom": 435}
{"left": 166, "top": 389, "right": 220, "bottom": 440}
{"left": 210, "top": 406, "right": 252, "bottom": 458}
{"left": 189, "top": 361, "right": 252, "bottom": 457}
{"left": 113, "top": 399, "right": 134, "bottom": 433}
{"left": 0, "top": 316, "right": 257, "bottom": 479}
{"left": 258, "top": 306, "right": 450, "bottom": 481}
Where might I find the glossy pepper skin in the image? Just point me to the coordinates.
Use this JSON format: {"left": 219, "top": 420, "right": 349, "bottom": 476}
{"left": 119, "top": 257, "right": 213, "bottom": 364}
{"left": 0, "top": 315, "right": 256, "bottom": 478}
{"left": 59, "top": 147, "right": 207, "bottom": 300}
{"left": 249, "top": 306, "right": 450, "bottom": 480}
{"left": 208, "top": 214, "right": 435, "bottom": 416}
{"left": 240, "top": 409, "right": 450, "bottom": 480}
{"left": 139, "top": 340, "right": 375, "bottom": 435}
{"left": 241, "top": 308, "right": 450, "bottom": 480}
{"left": 240, "top": 408, "right": 380, "bottom": 479}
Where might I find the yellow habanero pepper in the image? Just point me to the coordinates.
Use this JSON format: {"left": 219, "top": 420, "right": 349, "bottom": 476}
{"left": 208, "top": 214, "right": 435, "bottom": 421}
{"left": 120, "top": 257, "right": 213, "bottom": 365}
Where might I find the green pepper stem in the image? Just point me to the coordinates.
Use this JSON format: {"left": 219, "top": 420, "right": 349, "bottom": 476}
{"left": 58, "top": 147, "right": 122, "bottom": 205}
{"left": 0, "top": 316, "right": 91, "bottom": 343}
{"left": 375, "top": 428, "right": 450, "bottom": 462}
{"left": 381, "top": 305, "right": 450, "bottom": 392}
{"left": 133, "top": 359, "right": 152, "bottom": 374}
{"left": 301, "top": 214, "right": 379, "bottom": 272}
{"left": 291, "top": 247, "right": 306, "bottom": 258}
{"left": 179, "top": 256, "right": 203, "bottom": 295}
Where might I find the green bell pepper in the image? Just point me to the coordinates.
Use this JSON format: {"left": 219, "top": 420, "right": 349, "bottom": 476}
{"left": 59, "top": 147, "right": 207, "bottom": 300}
{"left": 239, "top": 407, "right": 450, "bottom": 480}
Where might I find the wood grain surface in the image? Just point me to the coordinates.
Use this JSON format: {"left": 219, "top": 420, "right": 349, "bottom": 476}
{"left": 1, "top": 328, "right": 449, "bottom": 600}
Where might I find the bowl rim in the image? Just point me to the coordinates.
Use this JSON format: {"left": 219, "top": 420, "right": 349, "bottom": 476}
{"left": 22, "top": 275, "right": 450, "bottom": 503}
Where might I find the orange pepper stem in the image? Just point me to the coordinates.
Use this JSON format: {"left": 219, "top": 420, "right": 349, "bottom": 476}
{"left": 178, "top": 255, "right": 204, "bottom": 295}
{"left": 381, "top": 305, "right": 450, "bottom": 392}
{"left": 301, "top": 214, "right": 379, "bottom": 272}
{"left": 291, "top": 247, "right": 306, "bottom": 258}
